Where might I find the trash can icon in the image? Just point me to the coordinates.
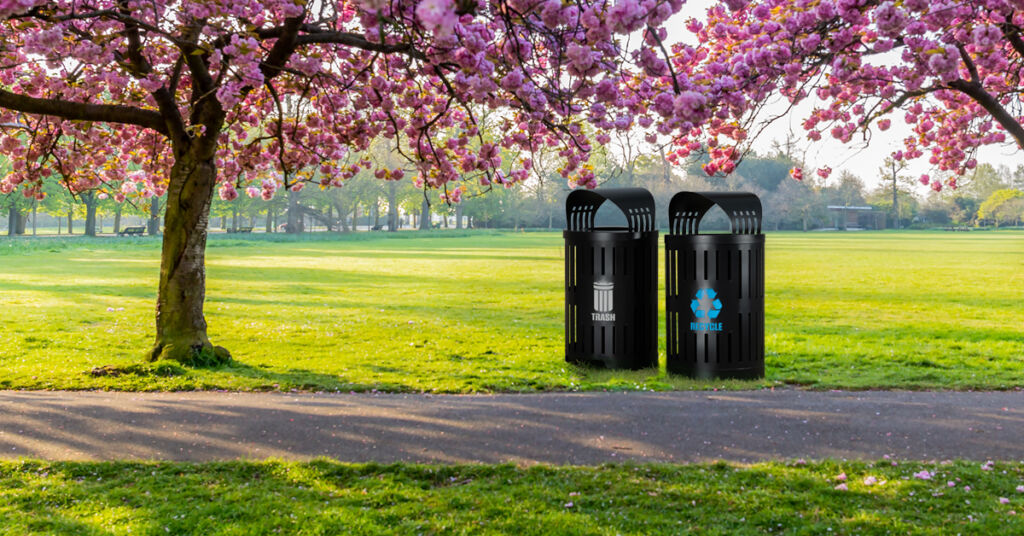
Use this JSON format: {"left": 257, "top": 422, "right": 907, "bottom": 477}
{"left": 564, "top": 188, "right": 658, "bottom": 369}
{"left": 665, "top": 192, "right": 765, "bottom": 379}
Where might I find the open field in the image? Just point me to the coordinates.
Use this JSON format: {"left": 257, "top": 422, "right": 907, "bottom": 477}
{"left": 0, "top": 230, "right": 1021, "bottom": 391}
{"left": 2, "top": 459, "right": 1022, "bottom": 535}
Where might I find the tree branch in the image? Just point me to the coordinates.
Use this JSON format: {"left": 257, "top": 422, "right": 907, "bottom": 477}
{"left": 949, "top": 79, "right": 1024, "bottom": 151}
{"left": 295, "top": 32, "right": 426, "bottom": 61}
{"left": 0, "top": 89, "right": 167, "bottom": 135}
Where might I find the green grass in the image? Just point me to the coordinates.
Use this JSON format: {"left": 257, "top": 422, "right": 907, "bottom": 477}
{"left": 2, "top": 460, "right": 1022, "bottom": 535}
{"left": 0, "top": 230, "right": 1021, "bottom": 392}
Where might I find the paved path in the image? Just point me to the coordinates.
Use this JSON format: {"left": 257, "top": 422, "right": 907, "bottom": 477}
{"left": 1, "top": 390, "right": 1021, "bottom": 464}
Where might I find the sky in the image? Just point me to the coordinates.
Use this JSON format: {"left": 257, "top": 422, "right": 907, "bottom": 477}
{"left": 662, "top": 0, "right": 1024, "bottom": 193}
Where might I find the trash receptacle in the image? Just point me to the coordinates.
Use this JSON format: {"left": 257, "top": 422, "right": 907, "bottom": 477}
{"left": 665, "top": 191, "right": 764, "bottom": 379}
{"left": 564, "top": 188, "right": 658, "bottom": 369}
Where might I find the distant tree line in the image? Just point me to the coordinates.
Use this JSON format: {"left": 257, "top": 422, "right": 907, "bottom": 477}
{"left": 4, "top": 146, "right": 1024, "bottom": 236}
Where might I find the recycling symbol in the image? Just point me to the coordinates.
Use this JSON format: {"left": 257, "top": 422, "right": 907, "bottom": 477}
{"left": 690, "top": 288, "right": 723, "bottom": 319}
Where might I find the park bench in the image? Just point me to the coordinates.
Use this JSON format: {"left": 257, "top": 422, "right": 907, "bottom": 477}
{"left": 371, "top": 224, "right": 384, "bottom": 231}
{"left": 118, "top": 226, "right": 146, "bottom": 237}
{"left": 942, "top": 226, "right": 971, "bottom": 232}
{"left": 227, "top": 226, "right": 253, "bottom": 233}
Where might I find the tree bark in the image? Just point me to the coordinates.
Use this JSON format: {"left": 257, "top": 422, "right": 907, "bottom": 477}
{"left": 84, "top": 193, "right": 98, "bottom": 237}
{"left": 286, "top": 188, "right": 302, "bottom": 233}
{"left": 114, "top": 205, "right": 122, "bottom": 235}
{"left": 7, "top": 205, "right": 17, "bottom": 237}
{"left": 265, "top": 208, "right": 273, "bottom": 233}
{"left": 891, "top": 175, "right": 899, "bottom": 230}
{"left": 455, "top": 204, "right": 463, "bottom": 230}
{"left": 67, "top": 209, "right": 73, "bottom": 234}
{"left": 388, "top": 181, "right": 398, "bottom": 232}
{"left": 149, "top": 150, "right": 226, "bottom": 365}
{"left": 419, "top": 198, "right": 430, "bottom": 231}
{"left": 148, "top": 197, "right": 161, "bottom": 235}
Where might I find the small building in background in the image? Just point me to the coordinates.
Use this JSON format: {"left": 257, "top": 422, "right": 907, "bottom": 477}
{"left": 826, "top": 205, "right": 885, "bottom": 230}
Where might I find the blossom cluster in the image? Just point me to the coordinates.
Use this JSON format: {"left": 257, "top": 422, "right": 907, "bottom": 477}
{"left": 657, "top": 0, "right": 1024, "bottom": 190}
{"left": 0, "top": 0, "right": 694, "bottom": 203}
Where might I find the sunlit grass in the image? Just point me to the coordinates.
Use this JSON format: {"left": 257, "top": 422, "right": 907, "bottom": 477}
{"left": 1, "top": 460, "right": 1022, "bottom": 535}
{"left": 0, "top": 230, "right": 1021, "bottom": 391}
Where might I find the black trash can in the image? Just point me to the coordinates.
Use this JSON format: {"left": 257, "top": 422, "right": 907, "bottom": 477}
{"left": 564, "top": 188, "right": 658, "bottom": 369}
{"left": 665, "top": 192, "right": 764, "bottom": 379}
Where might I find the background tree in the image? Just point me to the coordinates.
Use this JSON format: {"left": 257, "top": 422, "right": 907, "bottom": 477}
{"left": 978, "top": 188, "right": 1024, "bottom": 226}
{"left": 877, "top": 157, "right": 914, "bottom": 230}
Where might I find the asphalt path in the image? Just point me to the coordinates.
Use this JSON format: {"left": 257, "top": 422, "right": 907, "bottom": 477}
{"left": 1, "top": 390, "right": 1021, "bottom": 464}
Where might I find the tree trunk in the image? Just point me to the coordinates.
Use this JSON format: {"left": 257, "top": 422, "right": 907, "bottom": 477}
{"left": 67, "top": 209, "right": 73, "bottom": 234}
{"left": 31, "top": 202, "right": 37, "bottom": 236}
{"left": 286, "top": 189, "right": 302, "bottom": 233}
{"left": 150, "top": 151, "right": 226, "bottom": 365}
{"left": 456, "top": 204, "right": 463, "bottom": 230}
{"left": 114, "top": 205, "right": 122, "bottom": 235}
{"left": 84, "top": 194, "right": 98, "bottom": 237}
{"left": 265, "top": 208, "right": 273, "bottom": 233}
{"left": 891, "top": 176, "right": 899, "bottom": 230}
{"left": 419, "top": 198, "right": 430, "bottom": 231}
{"left": 148, "top": 197, "right": 160, "bottom": 235}
{"left": 326, "top": 204, "right": 333, "bottom": 232}
{"left": 353, "top": 203, "right": 360, "bottom": 231}
{"left": 7, "top": 205, "right": 17, "bottom": 237}
{"left": 231, "top": 208, "right": 238, "bottom": 232}
{"left": 388, "top": 181, "right": 398, "bottom": 232}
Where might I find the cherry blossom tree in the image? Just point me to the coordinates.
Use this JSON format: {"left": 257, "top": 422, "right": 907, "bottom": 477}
{"left": 0, "top": 0, "right": 688, "bottom": 363}
{"left": 662, "top": 0, "right": 1024, "bottom": 193}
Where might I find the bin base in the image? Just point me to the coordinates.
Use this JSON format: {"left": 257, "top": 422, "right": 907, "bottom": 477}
{"left": 567, "top": 354, "right": 657, "bottom": 371}
{"left": 667, "top": 363, "right": 764, "bottom": 380}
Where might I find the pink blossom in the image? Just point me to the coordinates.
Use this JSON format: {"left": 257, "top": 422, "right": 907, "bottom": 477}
{"left": 835, "top": 472, "right": 847, "bottom": 482}
{"left": 834, "top": 483, "right": 848, "bottom": 491}
{"left": 219, "top": 183, "right": 238, "bottom": 201}
{"left": 863, "top": 476, "right": 878, "bottom": 486}
{"left": 415, "top": 0, "right": 458, "bottom": 37}
{"left": 913, "top": 470, "right": 932, "bottom": 480}
{"left": 1001, "top": 498, "right": 1011, "bottom": 505}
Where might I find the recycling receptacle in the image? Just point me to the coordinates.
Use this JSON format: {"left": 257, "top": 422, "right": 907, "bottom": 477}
{"left": 665, "top": 192, "right": 764, "bottom": 379}
{"left": 564, "top": 188, "right": 658, "bottom": 369}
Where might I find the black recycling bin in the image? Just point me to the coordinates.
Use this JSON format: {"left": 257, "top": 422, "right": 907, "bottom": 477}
{"left": 665, "top": 192, "right": 764, "bottom": 379}
{"left": 564, "top": 188, "right": 658, "bottom": 369}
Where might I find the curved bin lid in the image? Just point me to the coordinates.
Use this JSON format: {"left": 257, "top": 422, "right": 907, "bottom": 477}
{"left": 668, "top": 191, "right": 762, "bottom": 235}
{"left": 566, "top": 188, "right": 655, "bottom": 233}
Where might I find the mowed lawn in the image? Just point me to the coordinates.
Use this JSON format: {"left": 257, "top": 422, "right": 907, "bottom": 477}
{"left": 2, "top": 460, "right": 1023, "bottom": 535}
{"left": 0, "top": 230, "right": 1021, "bottom": 391}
